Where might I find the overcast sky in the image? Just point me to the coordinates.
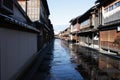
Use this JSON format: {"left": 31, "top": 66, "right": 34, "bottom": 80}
{"left": 47, "top": 0, "right": 96, "bottom": 34}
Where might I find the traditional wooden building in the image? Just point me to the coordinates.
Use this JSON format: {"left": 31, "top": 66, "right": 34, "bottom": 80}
{"left": 77, "top": 6, "right": 99, "bottom": 48}
{"left": 69, "top": 18, "right": 80, "bottom": 43}
{"left": 36, "top": 0, "right": 54, "bottom": 50}
{"left": 0, "top": 0, "right": 54, "bottom": 80}
{"left": 18, "top": 0, "right": 54, "bottom": 50}
{"left": 69, "top": 5, "right": 99, "bottom": 46}
{"left": 68, "top": 0, "right": 120, "bottom": 54}
{"left": 59, "top": 26, "right": 70, "bottom": 41}
{"left": 96, "top": 0, "right": 120, "bottom": 54}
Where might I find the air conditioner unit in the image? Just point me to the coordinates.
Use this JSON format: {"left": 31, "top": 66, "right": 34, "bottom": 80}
{"left": 0, "top": 0, "right": 13, "bottom": 14}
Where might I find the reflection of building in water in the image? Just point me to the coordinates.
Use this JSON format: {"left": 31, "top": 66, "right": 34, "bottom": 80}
{"left": 70, "top": 45, "right": 120, "bottom": 80}
{"left": 60, "top": 39, "right": 69, "bottom": 50}
{"left": 99, "top": 54, "right": 120, "bottom": 79}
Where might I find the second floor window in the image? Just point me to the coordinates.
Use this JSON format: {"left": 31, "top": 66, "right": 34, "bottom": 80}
{"left": 81, "top": 19, "right": 90, "bottom": 28}
{"left": 104, "top": 1, "right": 120, "bottom": 13}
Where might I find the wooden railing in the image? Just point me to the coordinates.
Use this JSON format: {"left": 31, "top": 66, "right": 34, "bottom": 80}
{"left": 101, "top": 41, "right": 120, "bottom": 52}
{"left": 104, "top": 19, "right": 120, "bottom": 26}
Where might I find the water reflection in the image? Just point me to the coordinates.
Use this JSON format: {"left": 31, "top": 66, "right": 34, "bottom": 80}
{"left": 69, "top": 44, "right": 120, "bottom": 80}
{"left": 48, "top": 39, "right": 83, "bottom": 80}
{"left": 28, "top": 40, "right": 54, "bottom": 80}
{"left": 25, "top": 39, "right": 120, "bottom": 80}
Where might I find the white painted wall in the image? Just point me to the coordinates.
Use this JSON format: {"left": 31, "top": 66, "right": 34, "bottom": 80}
{"left": 103, "top": 7, "right": 120, "bottom": 24}
{"left": 0, "top": 28, "right": 37, "bottom": 80}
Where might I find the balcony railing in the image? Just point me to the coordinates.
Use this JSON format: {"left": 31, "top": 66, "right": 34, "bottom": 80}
{"left": 101, "top": 41, "right": 120, "bottom": 53}
{"left": 104, "top": 19, "right": 120, "bottom": 26}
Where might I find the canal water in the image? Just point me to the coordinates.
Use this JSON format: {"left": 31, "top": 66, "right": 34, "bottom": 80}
{"left": 30, "top": 39, "right": 120, "bottom": 80}
{"left": 47, "top": 39, "right": 83, "bottom": 80}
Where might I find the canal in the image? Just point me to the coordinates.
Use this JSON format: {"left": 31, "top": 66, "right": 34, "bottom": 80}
{"left": 23, "top": 39, "right": 120, "bottom": 80}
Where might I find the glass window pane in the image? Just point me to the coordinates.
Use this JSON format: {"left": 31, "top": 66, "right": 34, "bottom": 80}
{"left": 118, "top": 1, "right": 120, "bottom": 6}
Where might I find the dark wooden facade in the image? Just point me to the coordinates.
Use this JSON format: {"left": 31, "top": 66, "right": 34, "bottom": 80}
{"left": 0, "top": 0, "right": 54, "bottom": 80}
{"left": 97, "top": 0, "right": 120, "bottom": 53}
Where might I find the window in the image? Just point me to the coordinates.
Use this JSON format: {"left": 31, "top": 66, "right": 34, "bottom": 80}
{"left": 18, "top": 0, "right": 40, "bottom": 21}
{"left": 104, "top": 1, "right": 120, "bottom": 13}
{"left": 104, "top": 8, "right": 109, "bottom": 13}
{"left": 118, "top": 1, "right": 120, "bottom": 6}
{"left": 81, "top": 19, "right": 90, "bottom": 27}
{"left": 109, "top": 5, "right": 113, "bottom": 11}
{"left": 113, "top": 3, "right": 117, "bottom": 9}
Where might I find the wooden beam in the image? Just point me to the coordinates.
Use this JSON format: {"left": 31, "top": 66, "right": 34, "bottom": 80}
{"left": 18, "top": 0, "right": 29, "bottom": 1}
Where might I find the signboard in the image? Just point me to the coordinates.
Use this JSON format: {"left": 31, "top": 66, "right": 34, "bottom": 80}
{"left": 117, "top": 26, "right": 120, "bottom": 31}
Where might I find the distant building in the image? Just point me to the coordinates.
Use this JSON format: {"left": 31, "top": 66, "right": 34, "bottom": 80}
{"left": 77, "top": 5, "right": 99, "bottom": 48}
{"left": 38, "top": 0, "right": 54, "bottom": 48}
{"left": 59, "top": 27, "right": 71, "bottom": 41}
{"left": 69, "top": 18, "right": 80, "bottom": 43}
{"left": 69, "top": 6, "right": 99, "bottom": 45}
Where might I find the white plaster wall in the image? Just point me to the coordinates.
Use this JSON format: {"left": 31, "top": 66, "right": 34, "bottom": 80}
{"left": 103, "top": 7, "right": 120, "bottom": 23}
{"left": 0, "top": 28, "right": 37, "bottom": 80}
